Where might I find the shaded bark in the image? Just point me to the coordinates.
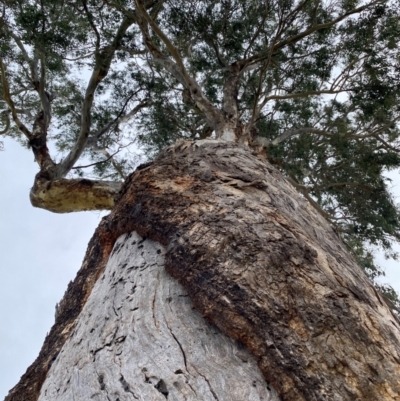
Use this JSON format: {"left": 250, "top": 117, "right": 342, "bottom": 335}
{"left": 5, "top": 140, "right": 400, "bottom": 401}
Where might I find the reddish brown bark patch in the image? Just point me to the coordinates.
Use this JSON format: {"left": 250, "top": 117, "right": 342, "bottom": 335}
{"left": 6, "top": 140, "right": 400, "bottom": 401}
{"left": 106, "top": 141, "right": 400, "bottom": 401}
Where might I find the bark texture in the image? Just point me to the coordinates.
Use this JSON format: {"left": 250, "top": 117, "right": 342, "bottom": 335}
{"left": 30, "top": 176, "right": 121, "bottom": 213}
{"left": 6, "top": 140, "right": 400, "bottom": 401}
{"left": 38, "top": 232, "right": 279, "bottom": 401}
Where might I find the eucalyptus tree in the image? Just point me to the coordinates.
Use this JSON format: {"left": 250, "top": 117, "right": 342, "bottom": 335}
{"left": 2, "top": 0, "right": 400, "bottom": 400}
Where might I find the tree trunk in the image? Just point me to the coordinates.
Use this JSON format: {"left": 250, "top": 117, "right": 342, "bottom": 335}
{"left": 5, "top": 140, "right": 400, "bottom": 401}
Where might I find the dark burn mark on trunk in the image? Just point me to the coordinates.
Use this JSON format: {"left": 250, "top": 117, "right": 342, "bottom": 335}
{"left": 79, "top": 178, "right": 94, "bottom": 187}
{"left": 6, "top": 141, "right": 400, "bottom": 401}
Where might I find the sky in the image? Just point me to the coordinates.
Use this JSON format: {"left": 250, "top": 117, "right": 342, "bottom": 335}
{"left": 0, "top": 138, "right": 105, "bottom": 398}
{"left": 1, "top": 136, "right": 400, "bottom": 399}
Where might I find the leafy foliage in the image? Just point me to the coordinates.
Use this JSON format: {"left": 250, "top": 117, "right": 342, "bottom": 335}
{"left": 1, "top": 0, "right": 400, "bottom": 307}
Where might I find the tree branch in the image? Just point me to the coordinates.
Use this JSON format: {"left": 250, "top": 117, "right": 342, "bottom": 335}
{"left": 31, "top": 48, "right": 40, "bottom": 85}
{"left": 261, "top": 88, "right": 347, "bottom": 105}
{"left": 89, "top": 99, "right": 149, "bottom": 145}
{"left": 237, "top": 0, "right": 383, "bottom": 72}
{"left": 0, "top": 110, "right": 10, "bottom": 135}
{"left": 243, "top": 12, "right": 268, "bottom": 60}
{"left": 99, "top": 148, "right": 127, "bottom": 180}
{"left": 30, "top": 176, "right": 122, "bottom": 213}
{"left": 222, "top": 63, "right": 240, "bottom": 121}
{"left": 272, "top": 0, "right": 385, "bottom": 53}
{"left": 82, "top": 0, "right": 101, "bottom": 49}
{"left": 38, "top": 52, "right": 51, "bottom": 127}
{"left": 71, "top": 149, "right": 120, "bottom": 170}
{"left": 62, "top": 52, "right": 96, "bottom": 61}
{"left": 0, "top": 57, "right": 33, "bottom": 139}
{"left": 118, "top": 46, "right": 148, "bottom": 56}
{"left": 286, "top": 173, "right": 334, "bottom": 221}
{"left": 57, "top": 16, "right": 135, "bottom": 178}
{"left": 135, "top": 0, "right": 184, "bottom": 72}
{"left": 254, "top": 126, "right": 339, "bottom": 148}
{"left": 7, "top": 30, "right": 32, "bottom": 66}
{"left": 133, "top": 0, "right": 222, "bottom": 129}
{"left": 374, "top": 134, "right": 400, "bottom": 153}
{"left": 248, "top": 34, "right": 280, "bottom": 131}
{"left": 271, "top": 127, "right": 330, "bottom": 145}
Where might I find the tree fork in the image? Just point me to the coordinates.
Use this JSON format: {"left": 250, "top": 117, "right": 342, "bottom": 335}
{"left": 6, "top": 140, "right": 400, "bottom": 401}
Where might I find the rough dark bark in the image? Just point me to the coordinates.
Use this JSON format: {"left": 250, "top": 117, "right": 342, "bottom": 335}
{"left": 5, "top": 140, "right": 400, "bottom": 401}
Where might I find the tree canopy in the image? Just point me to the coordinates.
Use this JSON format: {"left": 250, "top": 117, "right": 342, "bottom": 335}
{"left": 1, "top": 0, "right": 400, "bottom": 304}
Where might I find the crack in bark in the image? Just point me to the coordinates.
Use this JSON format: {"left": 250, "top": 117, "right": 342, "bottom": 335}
{"left": 111, "top": 279, "right": 123, "bottom": 318}
{"left": 168, "top": 328, "right": 188, "bottom": 372}
{"left": 152, "top": 268, "right": 160, "bottom": 330}
{"left": 94, "top": 369, "right": 112, "bottom": 401}
{"left": 112, "top": 304, "right": 119, "bottom": 317}
{"left": 92, "top": 325, "right": 119, "bottom": 362}
{"left": 91, "top": 342, "right": 112, "bottom": 361}
{"left": 190, "top": 365, "right": 219, "bottom": 401}
{"left": 119, "top": 374, "right": 139, "bottom": 399}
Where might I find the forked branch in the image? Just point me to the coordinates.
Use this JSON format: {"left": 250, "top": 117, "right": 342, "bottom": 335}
{"left": 57, "top": 16, "right": 136, "bottom": 178}
{"left": 133, "top": 0, "right": 222, "bottom": 129}
{"left": 272, "top": 0, "right": 385, "bottom": 53}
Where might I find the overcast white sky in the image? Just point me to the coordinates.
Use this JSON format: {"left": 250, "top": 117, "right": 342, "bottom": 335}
{"left": 0, "top": 138, "right": 105, "bottom": 398}
{"left": 1, "top": 136, "right": 400, "bottom": 399}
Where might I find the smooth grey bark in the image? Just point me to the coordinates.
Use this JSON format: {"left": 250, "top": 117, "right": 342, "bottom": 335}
{"left": 38, "top": 231, "right": 280, "bottom": 401}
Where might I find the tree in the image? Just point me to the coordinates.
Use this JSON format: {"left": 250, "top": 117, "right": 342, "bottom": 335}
{"left": 2, "top": 0, "right": 400, "bottom": 400}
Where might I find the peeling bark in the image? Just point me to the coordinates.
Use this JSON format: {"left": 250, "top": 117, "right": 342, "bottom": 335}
{"left": 6, "top": 140, "right": 400, "bottom": 401}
